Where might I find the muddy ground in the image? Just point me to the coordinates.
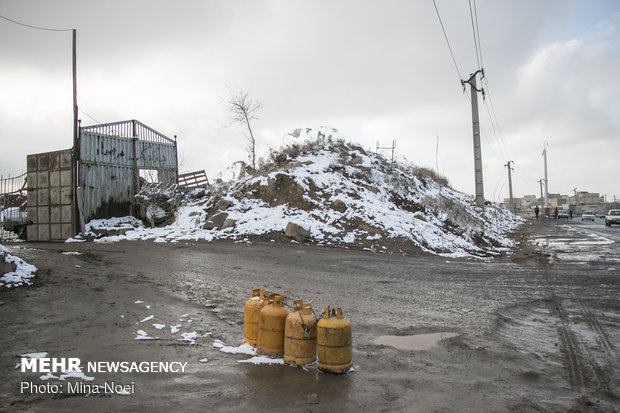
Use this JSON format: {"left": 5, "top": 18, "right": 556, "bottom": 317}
{"left": 0, "top": 218, "right": 618, "bottom": 412}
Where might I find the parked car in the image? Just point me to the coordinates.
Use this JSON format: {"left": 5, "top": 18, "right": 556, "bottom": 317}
{"left": 0, "top": 201, "right": 28, "bottom": 239}
{"left": 605, "top": 209, "right": 620, "bottom": 227}
{"left": 557, "top": 210, "right": 570, "bottom": 219}
{"left": 581, "top": 211, "right": 595, "bottom": 221}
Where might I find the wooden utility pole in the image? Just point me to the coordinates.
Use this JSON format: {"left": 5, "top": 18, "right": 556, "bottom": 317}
{"left": 72, "top": 29, "right": 78, "bottom": 151}
{"left": 462, "top": 70, "right": 485, "bottom": 207}
{"left": 72, "top": 29, "right": 81, "bottom": 236}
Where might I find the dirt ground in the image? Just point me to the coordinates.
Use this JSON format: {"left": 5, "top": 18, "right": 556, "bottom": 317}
{"left": 1, "top": 218, "right": 618, "bottom": 412}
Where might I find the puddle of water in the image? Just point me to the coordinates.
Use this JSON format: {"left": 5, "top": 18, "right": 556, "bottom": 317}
{"left": 374, "top": 332, "right": 459, "bottom": 351}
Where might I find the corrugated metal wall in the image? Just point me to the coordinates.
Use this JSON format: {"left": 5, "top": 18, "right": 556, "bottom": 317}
{"left": 26, "top": 149, "right": 75, "bottom": 241}
{"left": 78, "top": 121, "right": 177, "bottom": 223}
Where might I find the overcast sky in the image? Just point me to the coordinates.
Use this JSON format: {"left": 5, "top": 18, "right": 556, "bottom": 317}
{"left": 1, "top": 0, "right": 619, "bottom": 202}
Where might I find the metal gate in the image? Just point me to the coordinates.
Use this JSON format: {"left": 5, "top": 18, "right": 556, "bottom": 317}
{"left": 0, "top": 172, "right": 28, "bottom": 241}
{"left": 78, "top": 120, "right": 178, "bottom": 223}
{"left": 26, "top": 149, "right": 75, "bottom": 241}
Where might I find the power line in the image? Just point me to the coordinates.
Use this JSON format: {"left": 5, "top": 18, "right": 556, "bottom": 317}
{"left": 468, "top": 0, "right": 481, "bottom": 70}
{"left": 79, "top": 108, "right": 103, "bottom": 125}
{"left": 0, "top": 13, "right": 73, "bottom": 32}
{"left": 471, "top": 0, "right": 484, "bottom": 70}
{"left": 432, "top": 0, "right": 463, "bottom": 82}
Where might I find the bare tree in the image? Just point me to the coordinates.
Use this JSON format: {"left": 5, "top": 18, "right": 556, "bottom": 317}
{"left": 226, "top": 89, "right": 262, "bottom": 171}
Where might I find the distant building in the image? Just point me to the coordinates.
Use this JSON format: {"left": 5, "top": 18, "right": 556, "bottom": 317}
{"left": 575, "top": 191, "right": 602, "bottom": 206}
{"left": 502, "top": 191, "right": 607, "bottom": 217}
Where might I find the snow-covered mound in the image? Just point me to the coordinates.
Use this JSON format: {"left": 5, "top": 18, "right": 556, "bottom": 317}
{"left": 78, "top": 129, "right": 522, "bottom": 259}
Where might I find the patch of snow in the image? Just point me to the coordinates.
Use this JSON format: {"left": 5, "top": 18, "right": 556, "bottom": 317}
{"left": 213, "top": 340, "right": 257, "bottom": 355}
{"left": 178, "top": 331, "right": 199, "bottom": 344}
{"left": 238, "top": 356, "right": 285, "bottom": 365}
{"left": 135, "top": 330, "right": 158, "bottom": 340}
{"left": 39, "top": 372, "right": 59, "bottom": 381}
{"left": 59, "top": 371, "right": 95, "bottom": 381}
{"left": 139, "top": 315, "right": 155, "bottom": 323}
{"left": 170, "top": 324, "right": 182, "bottom": 334}
{"left": 1, "top": 244, "right": 37, "bottom": 288}
{"left": 152, "top": 323, "right": 166, "bottom": 330}
{"left": 19, "top": 352, "right": 48, "bottom": 359}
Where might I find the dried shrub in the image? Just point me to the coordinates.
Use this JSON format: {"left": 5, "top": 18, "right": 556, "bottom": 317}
{"left": 414, "top": 167, "right": 450, "bottom": 188}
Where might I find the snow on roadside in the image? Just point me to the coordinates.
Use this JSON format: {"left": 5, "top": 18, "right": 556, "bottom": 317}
{"left": 1, "top": 244, "right": 37, "bottom": 288}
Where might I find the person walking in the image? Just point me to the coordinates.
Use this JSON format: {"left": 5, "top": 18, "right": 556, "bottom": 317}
{"left": 554, "top": 207, "right": 558, "bottom": 219}
{"left": 534, "top": 205, "right": 540, "bottom": 220}
{"left": 569, "top": 209, "right": 573, "bottom": 219}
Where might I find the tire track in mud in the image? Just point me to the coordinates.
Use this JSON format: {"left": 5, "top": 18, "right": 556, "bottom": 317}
{"left": 549, "top": 300, "right": 587, "bottom": 391}
{"left": 546, "top": 288, "right": 615, "bottom": 397}
{"left": 577, "top": 300, "right": 615, "bottom": 355}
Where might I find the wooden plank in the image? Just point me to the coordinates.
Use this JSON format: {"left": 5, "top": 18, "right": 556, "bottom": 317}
{"left": 178, "top": 170, "right": 209, "bottom": 189}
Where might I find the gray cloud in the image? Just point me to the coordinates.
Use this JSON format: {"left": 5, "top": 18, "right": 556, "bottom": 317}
{"left": 1, "top": 1, "right": 618, "bottom": 200}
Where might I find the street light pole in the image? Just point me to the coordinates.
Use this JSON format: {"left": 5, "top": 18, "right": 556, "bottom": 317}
{"left": 543, "top": 142, "right": 550, "bottom": 214}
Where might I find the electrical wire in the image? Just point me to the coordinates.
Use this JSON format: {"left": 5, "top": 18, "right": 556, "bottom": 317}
{"left": 0, "top": 13, "right": 73, "bottom": 32}
{"left": 468, "top": 0, "right": 481, "bottom": 71}
{"left": 432, "top": 0, "right": 463, "bottom": 83}
{"left": 471, "top": 0, "right": 484, "bottom": 70}
{"left": 79, "top": 108, "right": 103, "bottom": 125}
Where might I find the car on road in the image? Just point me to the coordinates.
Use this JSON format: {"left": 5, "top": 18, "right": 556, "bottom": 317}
{"left": 605, "top": 209, "right": 620, "bottom": 227}
{"left": 557, "top": 210, "right": 570, "bottom": 219}
{"left": 581, "top": 211, "right": 596, "bottom": 221}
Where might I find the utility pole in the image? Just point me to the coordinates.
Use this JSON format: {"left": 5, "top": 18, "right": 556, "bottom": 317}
{"left": 72, "top": 28, "right": 80, "bottom": 237}
{"left": 573, "top": 188, "right": 578, "bottom": 206}
{"left": 462, "top": 70, "right": 485, "bottom": 207}
{"left": 542, "top": 142, "right": 550, "bottom": 215}
{"left": 505, "top": 161, "right": 514, "bottom": 213}
{"left": 376, "top": 140, "right": 396, "bottom": 173}
{"left": 435, "top": 135, "right": 439, "bottom": 176}
{"left": 72, "top": 29, "right": 78, "bottom": 152}
{"left": 538, "top": 179, "right": 544, "bottom": 202}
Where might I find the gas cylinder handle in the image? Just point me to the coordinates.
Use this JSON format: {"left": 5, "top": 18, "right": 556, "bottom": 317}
{"left": 251, "top": 288, "right": 261, "bottom": 298}
{"left": 323, "top": 306, "right": 330, "bottom": 319}
{"left": 260, "top": 290, "right": 270, "bottom": 300}
{"left": 337, "top": 307, "right": 344, "bottom": 319}
{"left": 292, "top": 299, "right": 303, "bottom": 312}
{"left": 275, "top": 295, "right": 285, "bottom": 306}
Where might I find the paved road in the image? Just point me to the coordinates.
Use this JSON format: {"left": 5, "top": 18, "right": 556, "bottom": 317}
{"left": 1, "top": 218, "right": 618, "bottom": 412}
{"left": 529, "top": 216, "right": 620, "bottom": 265}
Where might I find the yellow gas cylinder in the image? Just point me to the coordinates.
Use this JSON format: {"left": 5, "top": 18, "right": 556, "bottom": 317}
{"left": 317, "top": 306, "right": 352, "bottom": 374}
{"left": 284, "top": 300, "right": 317, "bottom": 366}
{"left": 257, "top": 295, "right": 290, "bottom": 356}
{"left": 243, "top": 289, "right": 269, "bottom": 347}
